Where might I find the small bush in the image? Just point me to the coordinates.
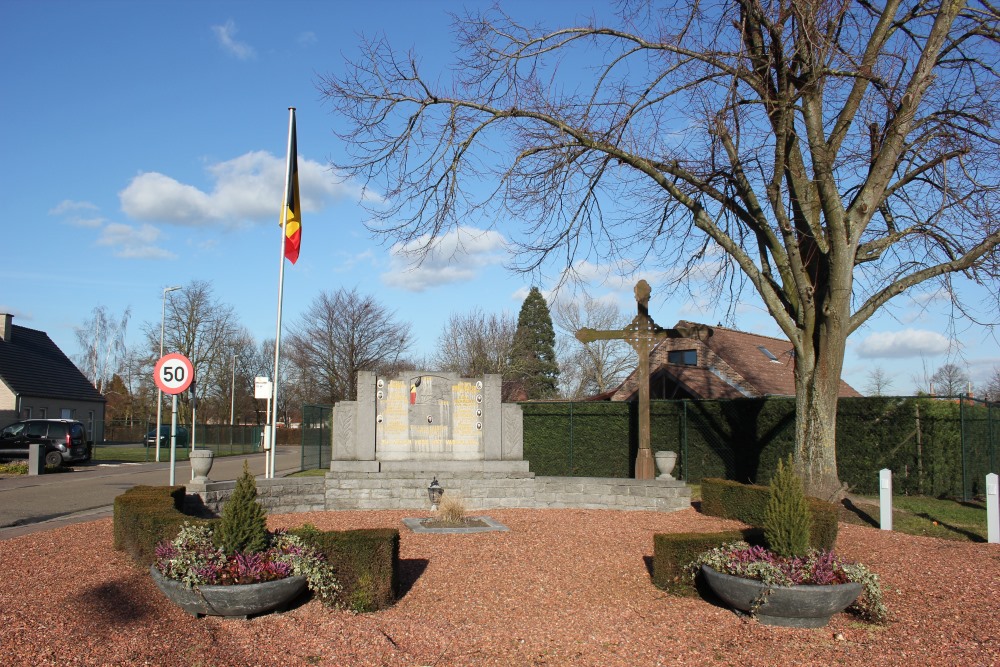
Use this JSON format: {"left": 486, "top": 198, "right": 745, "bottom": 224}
{"left": 652, "top": 530, "right": 762, "bottom": 595}
{"left": 215, "top": 462, "right": 268, "bottom": 555}
{"left": 293, "top": 527, "right": 400, "bottom": 612}
{"left": 437, "top": 493, "right": 467, "bottom": 524}
{"left": 113, "top": 485, "right": 206, "bottom": 566}
{"left": 701, "top": 477, "right": 839, "bottom": 550}
{"left": 763, "top": 456, "right": 811, "bottom": 557}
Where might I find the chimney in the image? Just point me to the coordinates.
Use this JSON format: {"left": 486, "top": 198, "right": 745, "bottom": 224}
{"left": 1, "top": 314, "right": 11, "bottom": 342}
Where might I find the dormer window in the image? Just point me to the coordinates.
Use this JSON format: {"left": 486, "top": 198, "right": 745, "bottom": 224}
{"left": 668, "top": 349, "right": 697, "bottom": 366}
{"left": 758, "top": 345, "right": 781, "bottom": 362}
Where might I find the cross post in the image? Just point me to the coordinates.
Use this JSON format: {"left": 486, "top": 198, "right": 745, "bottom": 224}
{"left": 575, "top": 281, "right": 711, "bottom": 479}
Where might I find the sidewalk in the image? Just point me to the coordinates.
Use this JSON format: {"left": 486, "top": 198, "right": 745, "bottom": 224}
{"left": 0, "top": 446, "right": 305, "bottom": 540}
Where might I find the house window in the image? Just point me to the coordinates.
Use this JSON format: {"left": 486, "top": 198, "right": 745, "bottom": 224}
{"left": 39, "top": 408, "right": 47, "bottom": 418}
{"left": 21, "top": 407, "right": 31, "bottom": 419}
{"left": 60, "top": 408, "right": 73, "bottom": 419}
{"left": 757, "top": 345, "right": 781, "bottom": 362}
{"left": 667, "top": 349, "right": 697, "bottom": 366}
{"left": 87, "top": 411, "right": 95, "bottom": 440}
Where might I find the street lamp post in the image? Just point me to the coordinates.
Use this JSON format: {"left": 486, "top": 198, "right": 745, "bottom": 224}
{"left": 155, "top": 285, "right": 182, "bottom": 463}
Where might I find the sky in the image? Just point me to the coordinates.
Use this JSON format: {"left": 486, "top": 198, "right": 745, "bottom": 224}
{"left": 1, "top": 0, "right": 997, "bottom": 397}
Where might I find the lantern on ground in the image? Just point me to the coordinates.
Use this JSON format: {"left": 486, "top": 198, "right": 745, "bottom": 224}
{"left": 428, "top": 477, "right": 443, "bottom": 511}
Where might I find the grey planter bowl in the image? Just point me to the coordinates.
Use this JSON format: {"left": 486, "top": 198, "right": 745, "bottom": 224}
{"left": 150, "top": 565, "right": 307, "bottom": 619}
{"left": 701, "top": 565, "right": 862, "bottom": 628}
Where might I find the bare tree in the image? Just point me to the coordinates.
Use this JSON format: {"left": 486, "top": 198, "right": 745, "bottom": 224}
{"left": 864, "top": 366, "right": 895, "bottom": 397}
{"left": 930, "top": 363, "right": 971, "bottom": 396}
{"left": 983, "top": 366, "right": 1000, "bottom": 402}
{"left": 434, "top": 309, "right": 517, "bottom": 378}
{"left": 142, "top": 280, "right": 243, "bottom": 425}
{"left": 553, "top": 294, "right": 632, "bottom": 398}
{"left": 284, "top": 288, "right": 412, "bottom": 403}
{"left": 75, "top": 305, "right": 131, "bottom": 394}
{"left": 322, "top": 1, "right": 1000, "bottom": 497}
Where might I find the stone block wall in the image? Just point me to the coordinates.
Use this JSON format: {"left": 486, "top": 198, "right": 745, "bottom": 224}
{"left": 190, "top": 472, "right": 691, "bottom": 514}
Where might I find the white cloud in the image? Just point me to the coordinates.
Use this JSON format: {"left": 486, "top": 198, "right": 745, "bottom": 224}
{"left": 119, "top": 151, "right": 351, "bottom": 227}
{"left": 855, "top": 329, "right": 951, "bottom": 359}
{"left": 96, "top": 223, "right": 176, "bottom": 260}
{"left": 49, "top": 200, "right": 97, "bottom": 215}
{"left": 49, "top": 199, "right": 105, "bottom": 227}
{"left": 297, "top": 31, "right": 317, "bottom": 47}
{"left": 381, "top": 227, "right": 508, "bottom": 292}
{"left": 212, "top": 20, "right": 255, "bottom": 60}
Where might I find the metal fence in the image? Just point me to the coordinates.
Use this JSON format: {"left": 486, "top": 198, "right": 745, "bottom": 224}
{"left": 301, "top": 404, "right": 333, "bottom": 471}
{"left": 98, "top": 420, "right": 298, "bottom": 455}
{"left": 522, "top": 396, "right": 998, "bottom": 500}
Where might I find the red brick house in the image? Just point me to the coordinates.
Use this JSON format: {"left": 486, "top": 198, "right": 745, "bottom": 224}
{"left": 605, "top": 320, "right": 861, "bottom": 401}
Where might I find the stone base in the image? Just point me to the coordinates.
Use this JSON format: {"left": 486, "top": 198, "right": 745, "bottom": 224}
{"left": 189, "top": 469, "right": 692, "bottom": 514}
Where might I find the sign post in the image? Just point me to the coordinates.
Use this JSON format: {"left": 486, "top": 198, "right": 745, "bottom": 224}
{"left": 154, "top": 353, "right": 194, "bottom": 485}
{"left": 255, "top": 377, "right": 274, "bottom": 477}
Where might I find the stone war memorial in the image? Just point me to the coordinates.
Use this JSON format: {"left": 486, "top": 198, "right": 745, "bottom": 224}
{"left": 190, "top": 294, "right": 691, "bottom": 515}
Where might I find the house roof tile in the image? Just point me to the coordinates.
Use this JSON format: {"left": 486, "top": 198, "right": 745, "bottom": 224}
{"left": 0, "top": 325, "right": 105, "bottom": 403}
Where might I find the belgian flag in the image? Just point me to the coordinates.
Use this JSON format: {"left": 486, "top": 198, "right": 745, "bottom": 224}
{"left": 282, "top": 110, "right": 301, "bottom": 264}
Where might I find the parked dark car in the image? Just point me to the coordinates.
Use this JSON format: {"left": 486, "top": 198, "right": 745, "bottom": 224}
{"left": 0, "top": 419, "right": 92, "bottom": 467}
{"left": 144, "top": 425, "right": 189, "bottom": 448}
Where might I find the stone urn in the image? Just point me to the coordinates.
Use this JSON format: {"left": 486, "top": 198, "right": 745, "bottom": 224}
{"left": 189, "top": 449, "right": 214, "bottom": 483}
{"left": 150, "top": 565, "right": 306, "bottom": 619}
{"left": 654, "top": 450, "right": 677, "bottom": 480}
{"left": 700, "top": 565, "right": 862, "bottom": 628}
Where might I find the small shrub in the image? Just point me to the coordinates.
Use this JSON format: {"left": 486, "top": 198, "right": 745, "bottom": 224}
{"left": 437, "top": 493, "right": 467, "bottom": 524}
{"left": 652, "top": 530, "right": 759, "bottom": 595}
{"left": 763, "top": 456, "right": 811, "bottom": 558}
{"left": 215, "top": 462, "right": 268, "bottom": 555}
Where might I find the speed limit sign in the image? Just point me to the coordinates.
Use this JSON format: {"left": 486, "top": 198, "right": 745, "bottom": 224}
{"left": 154, "top": 353, "right": 194, "bottom": 395}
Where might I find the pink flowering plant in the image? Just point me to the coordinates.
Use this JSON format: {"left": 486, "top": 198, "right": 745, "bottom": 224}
{"left": 687, "top": 540, "right": 887, "bottom": 623}
{"left": 154, "top": 522, "right": 341, "bottom": 606}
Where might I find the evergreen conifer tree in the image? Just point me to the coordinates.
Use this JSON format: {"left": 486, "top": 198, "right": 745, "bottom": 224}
{"left": 215, "top": 461, "right": 269, "bottom": 555}
{"left": 509, "top": 287, "right": 559, "bottom": 399}
{"left": 763, "top": 456, "right": 812, "bottom": 558}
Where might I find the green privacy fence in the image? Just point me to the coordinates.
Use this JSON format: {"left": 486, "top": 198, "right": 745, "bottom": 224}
{"left": 521, "top": 396, "right": 998, "bottom": 500}
{"left": 301, "top": 404, "right": 333, "bottom": 471}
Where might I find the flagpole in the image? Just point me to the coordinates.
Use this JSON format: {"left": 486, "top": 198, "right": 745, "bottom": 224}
{"left": 270, "top": 107, "right": 296, "bottom": 479}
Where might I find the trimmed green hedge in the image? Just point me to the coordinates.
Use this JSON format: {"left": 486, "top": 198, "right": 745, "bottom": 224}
{"left": 522, "top": 396, "right": 995, "bottom": 498}
{"left": 651, "top": 530, "right": 762, "bottom": 596}
{"left": 112, "top": 485, "right": 201, "bottom": 566}
{"left": 700, "top": 478, "right": 839, "bottom": 551}
{"left": 293, "top": 527, "right": 400, "bottom": 613}
{"left": 113, "top": 486, "right": 400, "bottom": 612}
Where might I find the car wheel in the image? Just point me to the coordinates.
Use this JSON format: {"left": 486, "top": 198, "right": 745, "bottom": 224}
{"left": 45, "top": 451, "right": 63, "bottom": 467}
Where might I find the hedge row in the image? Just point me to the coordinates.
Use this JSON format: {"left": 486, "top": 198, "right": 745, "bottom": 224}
{"left": 699, "top": 477, "right": 839, "bottom": 551}
{"left": 112, "top": 486, "right": 399, "bottom": 613}
{"left": 651, "top": 529, "right": 761, "bottom": 596}
{"left": 521, "top": 396, "right": 995, "bottom": 497}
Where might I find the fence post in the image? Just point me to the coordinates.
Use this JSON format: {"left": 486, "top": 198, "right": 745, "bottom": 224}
{"left": 987, "top": 473, "right": 999, "bottom": 544}
{"left": 879, "top": 468, "right": 892, "bottom": 531}
{"left": 960, "top": 396, "right": 969, "bottom": 502}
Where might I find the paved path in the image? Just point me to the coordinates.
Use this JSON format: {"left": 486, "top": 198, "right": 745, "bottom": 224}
{"left": 0, "top": 446, "right": 303, "bottom": 540}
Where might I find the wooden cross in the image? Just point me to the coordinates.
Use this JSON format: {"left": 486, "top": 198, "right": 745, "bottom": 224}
{"left": 575, "top": 280, "right": 712, "bottom": 479}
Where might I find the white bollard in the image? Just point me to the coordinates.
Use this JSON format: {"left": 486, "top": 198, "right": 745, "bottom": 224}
{"left": 987, "top": 473, "right": 999, "bottom": 544}
{"left": 879, "top": 468, "right": 892, "bottom": 531}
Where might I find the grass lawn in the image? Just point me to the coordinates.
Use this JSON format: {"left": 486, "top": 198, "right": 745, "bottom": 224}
{"left": 91, "top": 445, "right": 253, "bottom": 463}
{"left": 839, "top": 493, "right": 989, "bottom": 542}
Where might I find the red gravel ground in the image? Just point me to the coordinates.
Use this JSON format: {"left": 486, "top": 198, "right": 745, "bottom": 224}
{"left": 1, "top": 508, "right": 998, "bottom": 666}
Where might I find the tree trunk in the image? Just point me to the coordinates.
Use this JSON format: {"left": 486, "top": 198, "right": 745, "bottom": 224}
{"left": 793, "top": 315, "right": 849, "bottom": 501}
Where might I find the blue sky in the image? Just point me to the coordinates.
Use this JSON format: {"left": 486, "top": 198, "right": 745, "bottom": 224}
{"left": 1, "top": 0, "right": 996, "bottom": 396}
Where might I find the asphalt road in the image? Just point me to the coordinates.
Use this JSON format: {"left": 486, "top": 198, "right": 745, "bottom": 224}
{"left": 0, "top": 446, "right": 304, "bottom": 540}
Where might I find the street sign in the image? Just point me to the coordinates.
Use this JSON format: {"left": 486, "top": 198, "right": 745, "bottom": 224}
{"left": 254, "top": 376, "right": 273, "bottom": 400}
{"left": 154, "top": 353, "right": 194, "bottom": 395}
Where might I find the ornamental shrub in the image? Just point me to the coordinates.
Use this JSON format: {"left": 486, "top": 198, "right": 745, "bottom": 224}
{"left": 215, "top": 462, "right": 269, "bottom": 555}
{"left": 763, "top": 456, "right": 811, "bottom": 558}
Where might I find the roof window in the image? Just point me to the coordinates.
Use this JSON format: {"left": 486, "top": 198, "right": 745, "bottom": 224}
{"left": 757, "top": 345, "right": 781, "bottom": 362}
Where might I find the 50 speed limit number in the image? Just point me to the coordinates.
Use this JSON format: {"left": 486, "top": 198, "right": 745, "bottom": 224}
{"left": 154, "top": 353, "right": 194, "bottom": 395}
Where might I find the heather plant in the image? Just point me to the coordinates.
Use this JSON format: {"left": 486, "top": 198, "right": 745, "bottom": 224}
{"left": 763, "top": 456, "right": 811, "bottom": 558}
{"left": 687, "top": 541, "right": 888, "bottom": 624}
{"left": 154, "top": 522, "right": 342, "bottom": 606}
{"left": 215, "top": 461, "right": 269, "bottom": 555}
